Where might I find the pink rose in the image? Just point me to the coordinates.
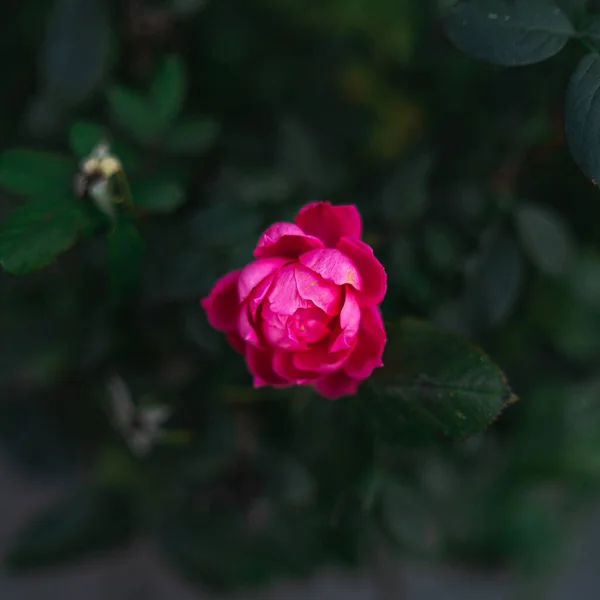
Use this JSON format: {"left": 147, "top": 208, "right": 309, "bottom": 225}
{"left": 201, "top": 202, "right": 387, "bottom": 399}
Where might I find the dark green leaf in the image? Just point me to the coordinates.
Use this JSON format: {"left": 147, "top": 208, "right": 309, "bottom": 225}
{"left": 0, "top": 149, "right": 74, "bottom": 198}
{"left": 381, "top": 154, "right": 431, "bottom": 226}
{"left": 164, "top": 117, "right": 220, "bottom": 155}
{"left": 42, "top": 0, "right": 112, "bottom": 106}
{"left": 107, "top": 216, "right": 144, "bottom": 301}
{"left": 68, "top": 120, "right": 107, "bottom": 158}
{"left": 131, "top": 178, "right": 186, "bottom": 213}
{"left": 565, "top": 53, "right": 600, "bottom": 185}
{"left": 443, "top": 0, "right": 574, "bottom": 66}
{"left": 515, "top": 203, "right": 574, "bottom": 275}
{"left": 4, "top": 486, "right": 133, "bottom": 571}
{"left": 151, "top": 55, "right": 186, "bottom": 125}
{"left": 0, "top": 193, "right": 90, "bottom": 274}
{"left": 107, "top": 86, "right": 159, "bottom": 144}
{"left": 363, "top": 318, "right": 516, "bottom": 444}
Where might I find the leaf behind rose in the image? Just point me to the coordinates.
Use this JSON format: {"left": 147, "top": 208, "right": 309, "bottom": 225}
{"left": 361, "top": 318, "right": 517, "bottom": 444}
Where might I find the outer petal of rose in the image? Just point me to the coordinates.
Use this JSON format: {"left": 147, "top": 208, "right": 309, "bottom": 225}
{"left": 267, "top": 264, "right": 311, "bottom": 316}
{"left": 239, "top": 257, "right": 290, "bottom": 303}
{"left": 248, "top": 273, "right": 275, "bottom": 319}
{"left": 295, "top": 202, "right": 362, "bottom": 247}
{"left": 299, "top": 248, "right": 362, "bottom": 291}
{"left": 330, "top": 289, "right": 361, "bottom": 352}
{"left": 315, "top": 371, "right": 361, "bottom": 399}
{"left": 246, "top": 346, "right": 290, "bottom": 388}
{"left": 239, "top": 305, "right": 260, "bottom": 346}
{"left": 337, "top": 237, "right": 387, "bottom": 307}
{"left": 295, "top": 265, "right": 342, "bottom": 316}
{"left": 226, "top": 332, "right": 245, "bottom": 354}
{"left": 293, "top": 342, "right": 351, "bottom": 374}
{"left": 200, "top": 270, "right": 241, "bottom": 332}
{"left": 254, "top": 222, "right": 324, "bottom": 258}
{"left": 273, "top": 351, "right": 320, "bottom": 384}
{"left": 343, "top": 306, "right": 386, "bottom": 380}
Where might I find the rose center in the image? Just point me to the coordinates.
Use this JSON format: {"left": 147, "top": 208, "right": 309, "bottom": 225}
{"left": 287, "top": 307, "right": 331, "bottom": 345}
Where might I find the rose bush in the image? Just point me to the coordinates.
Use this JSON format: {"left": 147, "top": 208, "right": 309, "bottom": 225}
{"left": 201, "top": 202, "right": 387, "bottom": 399}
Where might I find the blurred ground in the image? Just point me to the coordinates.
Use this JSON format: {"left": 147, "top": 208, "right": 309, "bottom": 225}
{"left": 2, "top": 454, "right": 600, "bottom": 600}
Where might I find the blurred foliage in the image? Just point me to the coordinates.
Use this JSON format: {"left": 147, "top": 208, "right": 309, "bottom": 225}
{"left": 3, "top": 0, "right": 600, "bottom": 595}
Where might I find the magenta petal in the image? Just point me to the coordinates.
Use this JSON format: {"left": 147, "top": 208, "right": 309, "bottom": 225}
{"left": 295, "top": 265, "right": 342, "bottom": 316}
{"left": 299, "top": 248, "right": 362, "bottom": 290}
{"left": 293, "top": 342, "right": 350, "bottom": 374}
{"left": 273, "top": 351, "right": 320, "bottom": 384}
{"left": 337, "top": 237, "right": 387, "bottom": 307}
{"left": 344, "top": 306, "right": 386, "bottom": 380}
{"left": 261, "top": 303, "right": 302, "bottom": 350}
{"left": 239, "top": 257, "right": 290, "bottom": 303}
{"left": 226, "top": 331, "right": 246, "bottom": 354}
{"left": 200, "top": 270, "right": 242, "bottom": 332}
{"left": 246, "top": 346, "right": 289, "bottom": 388}
{"left": 248, "top": 273, "right": 275, "bottom": 318}
{"left": 254, "top": 222, "right": 324, "bottom": 258}
{"left": 330, "top": 289, "right": 361, "bottom": 352}
{"left": 267, "top": 264, "right": 311, "bottom": 316}
{"left": 239, "top": 305, "right": 260, "bottom": 346}
{"left": 295, "top": 202, "right": 362, "bottom": 247}
{"left": 315, "top": 371, "right": 360, "bottom": 399}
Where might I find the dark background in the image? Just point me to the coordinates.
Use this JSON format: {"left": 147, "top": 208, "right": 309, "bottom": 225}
{"left": 3, "top": 0, "right": 600, "bottom": 598}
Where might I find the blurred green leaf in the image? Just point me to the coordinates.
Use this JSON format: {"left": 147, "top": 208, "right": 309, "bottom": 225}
{"left": 131, "top": 178, "right": 186, "bottom": 213}
{"left": 151, "top": 55, "right": 186, "bottom": 125}
{"left": 364, "top": 318, "right": 516, "bottom": 444}
{"left": 4, "top": 486, "right": 134, "bottom": 572}
{"left": 164, "top": 117, "right": 220, "bottom": 155}
{"left": 443, "top": 0, "right": 574, "bottom": 66}
{"left": 107, "top": 215, "right": 144, "bottom": 301}
{"left": 0, "top": 193, "right": 91, "bottom": 274}
{"left": 0, "top": 149, "right": 74, "bottom": 198}
{"left": 565, "top": 53, "right": 600, "bottom": 185}
{"left": 107, "top": 87, "right": 158, "bottom": 144}
{"left": 423, "top": 224, "right": 461, "bottom": 274}
{"left": 515, "top": 203, "right": 574, "bottom": 276}
{"left": 42, "top": 0, "right": 112, "bottom": 106}
{"left": 381, "top": 154, "right": 431, "bottom": 226}
{"left": 68, "top": 120, "right": 107, "bottom": 158}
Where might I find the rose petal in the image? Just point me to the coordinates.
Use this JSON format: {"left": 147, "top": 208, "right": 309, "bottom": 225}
{"left": 315, "top": 371, "right": 361, "bottom": 399}
{"left": 201, "top": 270, "right": 242, "bottom": 332}
{"left": 295, "top": 202, "right": 362, "bottom": 247}
{"left": 248, "top": 273, "right": 276, "bottom": 318}
{"left": 295, "top": 265, "right": 342, "bottom": 316}
{"left": 273, "top": 351, "right": 320, "bottom": 384}
{"left": 239, "top": 304, "right": 260, "bottom": 346}
{"left": 293, "top": 341, "right": 351, "bottom": 375}
{"left": 330, "top": 289, "right": 361, "bottom": 352}
{"left": 299, "top": 249, "right": 362, "bottom": 290}
{"left": 267, "top": 264, "right": 311, "bottom": 316}
{"left": 337, "top": 237, "right": 387, "bottom": 307}
{"left": 343, "top": 306, "right": 386, "bottom": 380}
{"left": 254, "top": 222, "right": 324, "bottom": 258}
{"left": 246, "top": 346, "right": 290, "bottom": 388}
{"left": 227, "top": 331, "right": 246, "bottom": 354}
{"left": 261, "top": 303, "right": 303, "bottom": 350}
{"left": 239, "top": 257, "right": 290, "bottom": 303}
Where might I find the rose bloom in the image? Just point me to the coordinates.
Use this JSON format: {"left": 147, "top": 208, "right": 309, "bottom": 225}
{"left": 201, "top": 202, "right": 387, "bottom": 399}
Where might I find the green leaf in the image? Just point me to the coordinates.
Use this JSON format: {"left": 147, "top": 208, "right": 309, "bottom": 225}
{"left": 363, "top": 318, "right": 516, "bottom": 444}
{"left": 443, "top": 0, "right": 574, "bottom": 66}
{"left": 107, "top": 215, "right": 144, "bottom": 301}
{"left": 68, "top": 120, "right": 107, "bottom": 158}
{"left": 151, "top": 55, "right": 186, "bottom": 125}
{"left": 107, "top": 86, "right": 159, "bottom": 144}
{"left": 0, "top": 193, "right": 90, "bottom": 274}
{"left": 381, "top": 154, "right": 431, "bottom": 226}
{"left": 164, "top": 117, "right": 220, "bottom": 155}
{"left": 565, "top": 53, "right": 600, "bottom": 185}
{"left": 515, "top": 203, "right": 574, "bottom": 276}
{"left": 130, "top": 177, "right": 186, "bottom": 213}
{"left": 42, "top": 0, "right": 112, "bottom": 106}
{"left": 4, "top": 486, "right": 133, "bottom": 571}
{"left": 0, "top": 149, "right": 74, "bottom": 198}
